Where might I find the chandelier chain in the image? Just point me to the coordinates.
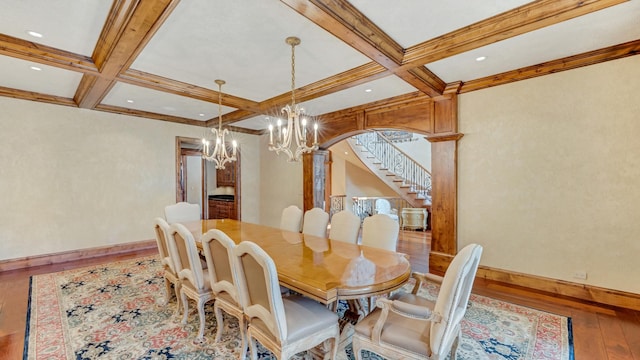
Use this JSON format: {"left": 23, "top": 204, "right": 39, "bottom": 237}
{"left": 217, "top": 81, "right": 223, "bottom": 129}
{"left": 290, "top": 40, "right": 296, "bottom": 107}
{"left": 267, "top": 36, "right": 318, "bottom": 162}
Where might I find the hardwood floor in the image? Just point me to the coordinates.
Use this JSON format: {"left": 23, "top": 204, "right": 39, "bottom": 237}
{"left": 1, "top": 231, "right": 639, "bottom": 359}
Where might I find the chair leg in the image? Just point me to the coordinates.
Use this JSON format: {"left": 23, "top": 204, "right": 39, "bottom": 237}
{"left": 163, "top": 278, "right": 172, "bottom": 304}
{"left": 173, "top": 282, "right": 182, "bottom": 317}
{"left": 237, "top": 315, "right": 248, "bottom": 360}
{"left": 352, "top": 337, "right": 363, "bottom": 360}
{"left": 196, "top": 298, "right": 208, "bottom": 340}
{"left": 329, "top": 333, "right": 339, "bottom": 360}
{"left": 450, "top": 330, "right": 461, "bottom": 360}
{"left": 249, "top": 335, "right": 258, "bottom": 360}
{"left": 213, "top": 303, "right": 224, "bottom": 343}
{"left": 181, "top": 290, "right": 189, "bottom": 324}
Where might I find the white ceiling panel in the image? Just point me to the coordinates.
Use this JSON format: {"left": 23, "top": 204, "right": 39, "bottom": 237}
{"left": 300, "top": 75, "right": 417, "bottom": 115}
{"left": 132, "top": 0, "right": 371, "bottom": 102}
{"left": 349, "top": 0, "right": 532, "bottom": 48}
{"left": 0, "top": 0, "right": 112, "bottom": 56}
{"left": 0, "top": 56, "right": 82, "bottom": 98}
{"left": 428, "top": 1, "right": 640, "bottom": 83}
{"left": 102, "top": 82, "right": 236, "bottom": 121}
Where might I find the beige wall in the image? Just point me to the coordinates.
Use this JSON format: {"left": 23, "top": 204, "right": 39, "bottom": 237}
{"left": 458, "top": 56, "right": 640, "bottom": 294}
{"left": 0, "top": 97, "right": 260, "bottom": 261}
{"left": 258, "top": 135, "right": 304, "bottom": 228}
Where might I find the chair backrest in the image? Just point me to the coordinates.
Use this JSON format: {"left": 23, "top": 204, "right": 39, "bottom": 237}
{"left": 280, "top": 205, "right": 303, "bottom": 232}
{"left": 328, "top": 210, "right": 360, "bottom": 244}
{"left": 164, "top": 202, "right": 201, "bottom": 224}
{"left": 302, "top": 207, "right": 330, "bottom": 238}
{"left": 233, "top": 241, "right": 287, "bottom": 342}
{"left": 167, "top": 223, "right": 207, "bottom": 291}
{"left": 430, "top": 244, "right": 483, "bottom": 358}
{"left": 202, "top": 229, "right": 240, "bottom": 303}
{"left": 361, "top": 214, "right": 399, "bottom": 251}
{"left": 153, "top": 217, "right": 176, "bottom": 272}
{"left": 374, "top": 198, "right": 392, "bottom": 215}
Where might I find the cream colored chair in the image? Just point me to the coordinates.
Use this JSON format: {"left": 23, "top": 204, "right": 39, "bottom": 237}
{"left": 302, "top": 207, "right": 330, "bottom": 238}
{"left": 280, "top": 205, "right": 303, "bottom": 232}
{"left": 374, "top": 198, "right": 399, "bottom": 222}
{"left": 328, "top": 210, "right": 360, "bottom": 244}
{"left": 153, "top": 217, "right": 182, "bottom": 315}
{"left": 201, "top": 229, "right": 247, "bottom": 359}
{"left": 233, "top": 241, "right": 340, "bottom": 360}
{"left": 164, "top": 202, "right": 201, "bottom": 224}
{"left": 167, "top": 223, "right": 213, "bottom": 341}
{"left": 361, "top": 214, "right": 400, "bottom": 251}
{"left": 352, "top": 244, "right": 483, "bottom": 360}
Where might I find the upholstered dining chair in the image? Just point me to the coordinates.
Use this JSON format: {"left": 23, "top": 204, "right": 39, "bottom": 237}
{"left": 201, "top": 229, "right": 247, "bottom": 359}
{"left": 361, "top": 214, "right": 400, "bottom": 251}
{"left": 328, "top": 210, "right": 361, "bottom": 244}
{"left": 233, "top": 241, "right": 340, "bottom": 360}
{"left": 352, "top": 244, "right": 483, "bottom": 360}
{"left": 167, "top": 223, "right": 213, "bottom": 341}
{"left": 280, "top": 205, "right": 303, "bottom": 233}
{"left": 164, "top": 202, "right": 201, "bottom": 224}
{"left": 153, "top": 217, "right": 182, "bottom": 315}
{"left": 374, "top": 198, "right": 399, "bottom": 222}
{"left": 302, "top": 207, "right": 330, "bottom": 238}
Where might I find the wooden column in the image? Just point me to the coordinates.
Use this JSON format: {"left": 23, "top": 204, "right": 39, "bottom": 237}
{"left": 302, "top": 150, "right": 331, "bottom": 212}
{"left": 428, "top": 90, "right": 463, "bottom": 256}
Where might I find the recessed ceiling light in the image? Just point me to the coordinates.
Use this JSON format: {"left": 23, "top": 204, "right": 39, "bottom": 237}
{"left": 475, "top": 56, "right": 487, "bottom": 62}
{"left": 26, "top": 30, "right": 43, "bottom": 38}
{"left": 199, "top": 113, "right": 205, "bottom": 117}
{"left": 365, "top": 89, "right": 372, "bottom": 93}
{"left": 344, "top": 151, "right": 349, "bottom": 155}
{"left": 126, "top": 99, "right": 134, "bottom": 103}
{"left": 29, "top": 66, "right": 42, "bottom": 71}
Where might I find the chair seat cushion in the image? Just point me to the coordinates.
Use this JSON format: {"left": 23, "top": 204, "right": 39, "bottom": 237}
{"left": 354, "top": 305, "right": 432, "bottom": 357}
{"left": 282, "top": 296, "right": 338, "bottom": 343}
{"left": 179, "top": 272, "right": 212, "bottom": 293}
{"left": 251, "top": 295, "right": 338, "bottom": 344}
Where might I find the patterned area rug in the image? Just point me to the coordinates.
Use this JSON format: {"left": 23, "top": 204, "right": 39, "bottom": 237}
{"left": 24, "top": 256, "right": 573, "bottom": 360}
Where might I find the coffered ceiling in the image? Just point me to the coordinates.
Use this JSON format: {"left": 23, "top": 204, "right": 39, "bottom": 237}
{"left": 1, "top": 0, "right": 639, "bottom": 134}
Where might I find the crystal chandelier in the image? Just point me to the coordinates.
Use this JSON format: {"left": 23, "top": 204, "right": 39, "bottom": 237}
{"left": 267, "top": 36, "right": 318, "bottom": 162}
{"left": 202, "top": 79, "right": 237, "bottom": 169}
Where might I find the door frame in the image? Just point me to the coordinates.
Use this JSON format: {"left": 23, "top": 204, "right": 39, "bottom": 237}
{"left": 175, "top": 136, "right": 207, "bottom": 219}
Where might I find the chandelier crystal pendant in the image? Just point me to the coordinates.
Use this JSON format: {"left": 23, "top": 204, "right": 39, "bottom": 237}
{"left": 202, "top": 79, "right": 237, "bottom": 169}
{"left": 267, "top": 36, "right": 319, "bottom": 162}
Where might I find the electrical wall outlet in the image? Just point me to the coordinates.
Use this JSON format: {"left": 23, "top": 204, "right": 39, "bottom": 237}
{"left": 573, "top": 271, "right": 588, "bottom": 280}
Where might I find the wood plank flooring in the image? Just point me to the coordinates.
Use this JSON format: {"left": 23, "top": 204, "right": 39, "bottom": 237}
{"left": 1, "top": 231, "right": 639, "bottom": 359}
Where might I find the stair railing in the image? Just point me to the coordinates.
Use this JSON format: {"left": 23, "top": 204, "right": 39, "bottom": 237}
{"left": 353, "top": 131, "right": 432, "bottom": 201}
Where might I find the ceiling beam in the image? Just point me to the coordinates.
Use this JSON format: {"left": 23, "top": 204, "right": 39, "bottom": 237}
{"left": 460, "top": 39, "right": 640, "bottom": 93}
{"left": 74, "top": 0, "right": 181, "bottom": 109}
{"left": 95, "top": 104, "right": 206, "bottom": 126}
{"left": 402, "top": 0, "right": 628, "bottom": 69}
{"left": 280, "top": 0, "right": 446, "bottom": 97}
{"left": 0, "top": 34, "right": 97, "bottom": 74}
{"left": 0, "top": 86, "right": 77, "bottom": 107}
{"left": 119, "top": 69, "right": 262, "bottom": 112}
{"left": 282, "top": 0, "right": 403, "bottom": 69}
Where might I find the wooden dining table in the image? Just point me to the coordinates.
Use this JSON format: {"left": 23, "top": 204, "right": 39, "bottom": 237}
{"left": 181, "top": 219, "right": 411, "bottom": 306}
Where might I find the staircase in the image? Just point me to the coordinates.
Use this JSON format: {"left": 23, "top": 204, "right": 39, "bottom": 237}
{"left": 347, "top": 131, "right": 432, "bottom": 208}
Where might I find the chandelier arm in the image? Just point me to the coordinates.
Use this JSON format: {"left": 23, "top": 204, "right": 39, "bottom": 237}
{"left": 202, "top": 79, "right": 237, "bottom": 169}
{"left": 266, "top": 36, "right": 318, "bottom": 163}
